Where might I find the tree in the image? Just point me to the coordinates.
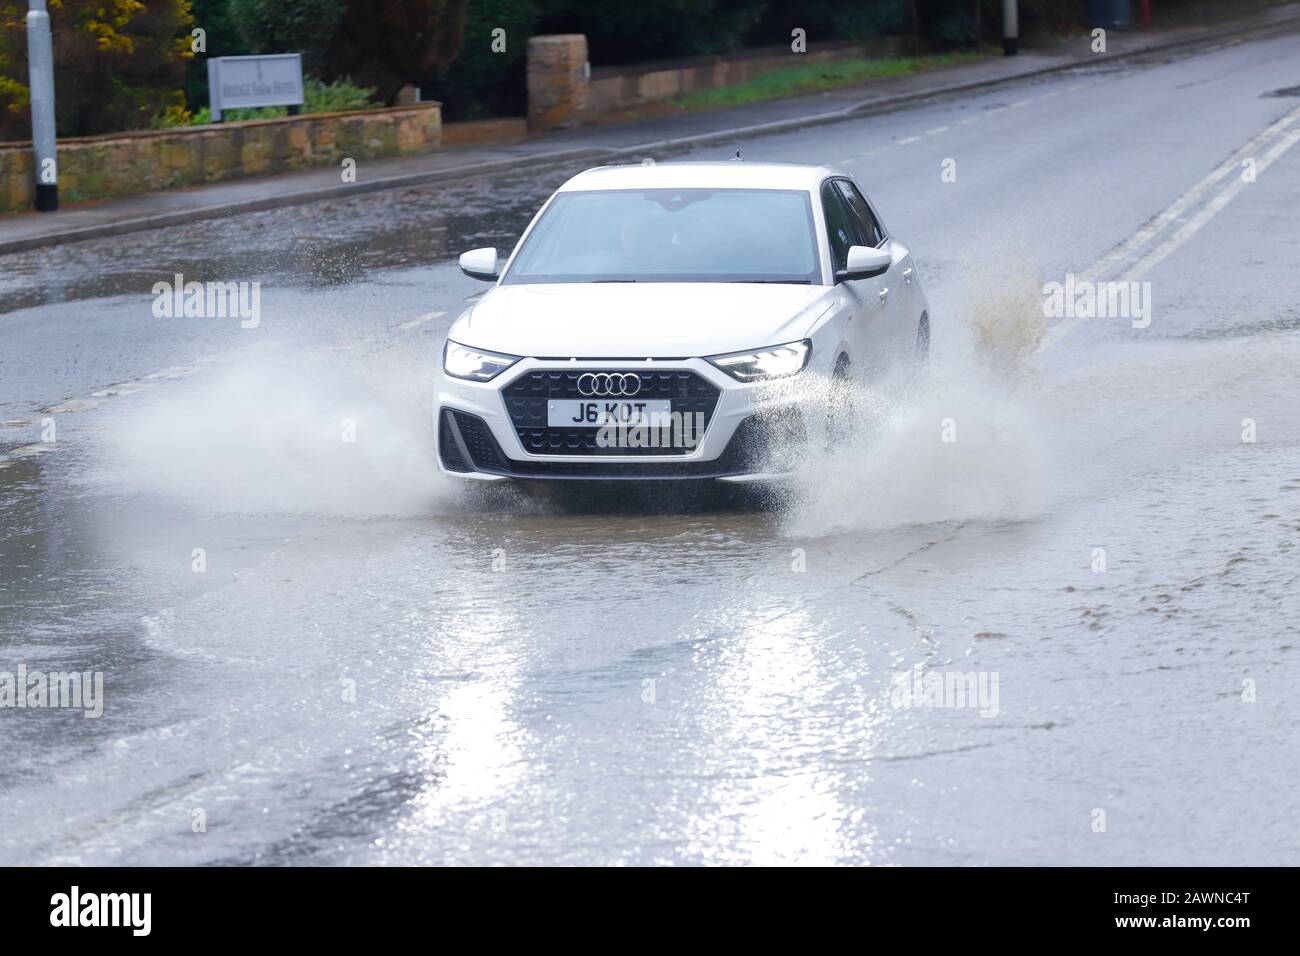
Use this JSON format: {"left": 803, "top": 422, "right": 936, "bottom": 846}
{"left": 0, "top": 0, "right": 194, "bottom": 139}
{"left": 422, "top": 0, "right": 537, "bottom": 121}
{"left": 228, "top": 0, "right": 345, "bottom": 72}
{"left": 324, "top": 0, "right": 467, "bottom": 104}
{"left": 536, "top": 0, "right": 767, "bottom": 64}
{"left": 184, "top": 0, "right": 250, "bottom": 109}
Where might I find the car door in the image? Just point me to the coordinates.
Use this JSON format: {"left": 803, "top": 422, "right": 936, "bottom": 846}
{"left": 836, "top": 179, "right": 917, "bottom": 359}
{"left": 820, "top": 180, "right": 890, "bottom": 379}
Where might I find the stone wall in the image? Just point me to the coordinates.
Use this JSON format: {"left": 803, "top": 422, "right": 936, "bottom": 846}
{"left": 0, "top": 102, "right": 441, "bottom": 214}
{"left": 527, "top": 35, "right": 913, "bottom": 128}
{"left": 527, "top": 35, "right": 590, "bottom": 133}
{"left": 588, "top": 37, "right": 913, "bottom": 116}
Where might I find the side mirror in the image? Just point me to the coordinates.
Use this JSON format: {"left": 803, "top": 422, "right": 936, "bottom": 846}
{"left": 837, "top": 245, "right": 891, "bottom": 282}
{"left": 459, "top": 247, "right": 499, "bottom": 281}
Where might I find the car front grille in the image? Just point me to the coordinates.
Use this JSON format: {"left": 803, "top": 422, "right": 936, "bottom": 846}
{"left": 439, "top": 408, "right": 803, "bottom": 480}
{"left": 500, "top": 368, "right": 721, "bottom": 456}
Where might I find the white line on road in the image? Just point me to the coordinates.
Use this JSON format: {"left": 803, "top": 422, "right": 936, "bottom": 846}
{"left": 925, "top": 126, "right": 950, "bottom": 135}
{"left": 90, "top": 381, "right": 153, "bottom": 398}
{"left": 1043, "top": 103, "right": 1300, "bottom": 350}
{"left": 395, "top": 310, "right": 446, "bottom": 331}
{"left": 1080, "top": 104, "right": 1300, "bottom": 283}
{"left": 896, "top": 136, "right": 920, "bottom": 145}
{"left": 1119, "top": 128, "right": 1300, "bottom": 283}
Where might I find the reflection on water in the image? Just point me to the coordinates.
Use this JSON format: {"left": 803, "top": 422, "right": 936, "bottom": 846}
{"left": 688, "top": 607, "right": 873, "bottom": 865}
{"left": 0, "top": 160, "right": 589, "bottom": 313}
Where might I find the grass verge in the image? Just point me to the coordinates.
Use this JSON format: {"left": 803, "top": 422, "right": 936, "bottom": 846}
{"left": 670, "top": 51, "right": 987, "bottom": 112}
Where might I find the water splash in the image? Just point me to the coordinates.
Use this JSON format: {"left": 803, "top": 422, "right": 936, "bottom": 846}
{"left": 784, "top": 273, "right": 1052, "bottom": 536}
{"left": 101, "top": 343, "right": 455, "bottom": 516}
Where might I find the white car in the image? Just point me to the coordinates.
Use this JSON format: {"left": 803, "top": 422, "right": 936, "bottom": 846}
{"left": 435, "top": 161, "right": 929, "bottom": 483}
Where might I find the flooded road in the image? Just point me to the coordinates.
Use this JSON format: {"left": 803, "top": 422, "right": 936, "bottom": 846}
{"left": 2, "top": 31, "right": 1298, "bottom": 865}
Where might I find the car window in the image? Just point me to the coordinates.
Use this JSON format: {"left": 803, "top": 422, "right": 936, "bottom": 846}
{"left": 835, "top": 180, "right": 885, "bottom": 247}
{"left": 503, "top": 188, "right": 820, "bottom": 284}
{"left": 821, "top": 182, "right": 863, "bottom": 273}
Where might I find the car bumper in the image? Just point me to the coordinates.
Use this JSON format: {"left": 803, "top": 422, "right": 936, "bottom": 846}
{"left": 434, "top": 357, "right": 821, "bottom": 483}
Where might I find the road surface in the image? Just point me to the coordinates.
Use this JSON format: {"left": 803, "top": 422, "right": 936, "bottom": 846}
{"left": 1, "top": 29, "right": 1298, "bottom": 865}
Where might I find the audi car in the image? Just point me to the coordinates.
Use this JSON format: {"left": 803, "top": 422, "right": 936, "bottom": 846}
{"left": 435, "top": 161, "right": 930, "bottom": 483}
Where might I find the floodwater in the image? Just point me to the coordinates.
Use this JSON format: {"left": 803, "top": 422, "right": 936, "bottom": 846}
{"left": 2, "top": 34, "right": 1299, "bottom": 864}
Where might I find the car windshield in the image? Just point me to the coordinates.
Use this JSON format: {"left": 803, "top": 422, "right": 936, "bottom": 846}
{"left": 502, "top": 187, "right": 821, "bottom": 285}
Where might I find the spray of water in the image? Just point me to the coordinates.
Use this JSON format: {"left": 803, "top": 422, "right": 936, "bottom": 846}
{"left": 99, "top": 268, "right": 1052, "bottom": 523}
{"left": 784, "top": 270, "right": 1052, "bottom": 536}
{"left": 101, "top": 342, "right": 458, "bottom": 517}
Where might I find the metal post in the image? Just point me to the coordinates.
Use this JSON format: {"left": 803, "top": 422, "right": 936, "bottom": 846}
{"left": 207, "top": 58, "right": 223, "bottom": 122}
{"left": 26, "top": 0, "right": 58, "bottom": 211}
{"left": 1002, "top": 0, "right": 1019, "bottom": 56}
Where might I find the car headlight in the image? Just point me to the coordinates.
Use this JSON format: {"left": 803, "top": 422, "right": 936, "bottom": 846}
{"left": 706, "top": 340, "right": 811, "bottom": 382}
{"left": 443, "top": 340, "right": 520, "bottom": 382}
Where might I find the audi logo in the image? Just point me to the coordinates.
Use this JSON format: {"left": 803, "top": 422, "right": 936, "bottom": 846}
{"left": 577, "top": 372, "right": 642, "bottom": 397}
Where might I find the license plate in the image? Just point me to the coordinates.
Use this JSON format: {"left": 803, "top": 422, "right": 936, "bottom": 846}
{"left": 547, "top": 399, "right": 672, "bottom": 428}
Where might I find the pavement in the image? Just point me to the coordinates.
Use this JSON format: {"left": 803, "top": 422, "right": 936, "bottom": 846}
{"left": 2, "top": 2, "right": 1299, "bottom": 255}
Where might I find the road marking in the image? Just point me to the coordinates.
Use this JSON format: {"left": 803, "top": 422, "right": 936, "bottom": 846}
{"left": 1010, "top": 98, "right": 1033, "bottom": 108}
{"left": 896, "top": 135, "right": 920, "bottom": 145}
{"left": 143, "top": 365, "right": 202, "bottom": 380}
{"left": 957, "top": 116, "right": 979, "bottom": 125}
{"left": 42, "top": 399, "right": 102, "bottom": 414}
{"left": 6, "top": 444, "right": 54, "bottom": 457}
{"left": 1080, "top": 104, "right": 1300, "bottom": 283}
{"left": 1119, "top": 127, "right": 1300, "bottom": 283}
{"left": 925, "top": 126, "right": 949, "bottom": 135}
{"left": 90, "top": 382, "right": 153, "bottom": 398}
{"left": 395, "top": 309, "right": 446, "bottom": 331}
{"left": 1043, "top": 103, "right": 1300, "bottom": 349}
{"left": 833, "top": 147, "right": 887, "bottom": 165}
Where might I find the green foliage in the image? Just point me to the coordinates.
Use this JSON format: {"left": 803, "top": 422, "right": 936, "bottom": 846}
{"left": 228, "top": 0, "right": 346, "bottom": 71}
{"left": 184, "top": 0, "right": 250, "bottom": 109}
{"left": 915, "top": 0, "right": 980, "bottom": 49}
{"left": 423, "top": 0, "right": 538, "bottom": 121}
{"left": 671, "top": 51, "right": 980, "bottom": 110}
{"left": 536, "top": 0, "right": 767, "bottom": 64}
{"left": 0, "top": 0, "right": 195, "bottom": 139}
{"left": 0, "top": 0, "right": 1123, "bottom": 140}
{"left": 323, "top": 0, "right": 467, "bottom": 103}
{"left": 157, "top": 75, "right": 376, "bottom": 125}
{"left": 750, "top": 0, "right": 910, "bottom": 46}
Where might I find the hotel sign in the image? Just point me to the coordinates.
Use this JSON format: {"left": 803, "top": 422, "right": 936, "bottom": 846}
{"left": 207, "top": 54, "right": 304, "bottom": 121}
